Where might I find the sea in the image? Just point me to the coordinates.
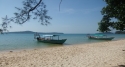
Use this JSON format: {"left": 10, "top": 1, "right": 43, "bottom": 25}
{"left": 0, "top": 33, "right": 125, "bottom": 51}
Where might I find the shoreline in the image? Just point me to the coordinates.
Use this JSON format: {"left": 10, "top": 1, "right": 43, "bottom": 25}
{"left": 0, "top": 39, "right": 125, "bottom": 67}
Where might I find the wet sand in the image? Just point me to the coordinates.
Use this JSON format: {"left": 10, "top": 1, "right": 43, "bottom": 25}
{"left": 0, "top": 39, "right": 125, "bottom": 67}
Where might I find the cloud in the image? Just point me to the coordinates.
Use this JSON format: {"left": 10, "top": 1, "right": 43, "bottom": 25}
{"left": 60, "top": 7, "right": 101, "bottom": 15}
{"left": 81, "top": 7, "right": 101, "bottom": 14}
{"left": 60, "top": 8, "right": 75, "bottom": 14}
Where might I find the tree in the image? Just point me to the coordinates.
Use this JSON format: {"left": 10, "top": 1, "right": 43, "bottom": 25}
{"left": 98, "top": 0, "right": 125, "bottom": 32}
{"left": 1, "top": 0, "right": 52, "bottom": 31}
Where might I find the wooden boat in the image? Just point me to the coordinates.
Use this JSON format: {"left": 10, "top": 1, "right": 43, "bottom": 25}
{"left": 87, "top": 34, "right": 114, "bottom": 40}
{"left": 34, "top": 33, "right": 67, "bottom": 44}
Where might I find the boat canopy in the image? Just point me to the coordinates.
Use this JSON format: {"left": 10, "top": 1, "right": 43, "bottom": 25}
{"left": 42, "top": 35, "right": 59, "bottom": 37}
{"left": 94, "top": 34, "right": 107, "bottom": 37}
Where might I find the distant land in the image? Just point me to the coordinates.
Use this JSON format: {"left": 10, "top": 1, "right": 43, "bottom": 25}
{"left": 6, "top": 31, "right": 125, "bottom": 34}
{"left": 8, "top": 31, "right": 64, "bottom": 34}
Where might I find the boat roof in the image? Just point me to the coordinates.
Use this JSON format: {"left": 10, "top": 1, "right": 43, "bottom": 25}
{"left": 94, "top": 34, "right": 106, "bottom": 37}
{"left": 42, "top": 35, "right": 59, "bottom": 37}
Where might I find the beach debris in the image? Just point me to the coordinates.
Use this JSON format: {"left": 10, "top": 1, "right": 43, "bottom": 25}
{"left": 118, "top": 65, "right": 125, "bottom": 67}
{"left": 9, "top": 51, "right": 13, "bottom": 52}
{"left": 5, "top": 62, "right": 9, "bottom": 65}
{"left": 122, "top": 50, "right": 125, "bottom": 51}
{"left": 31, "top": 63, "right": 33, "bottom": 65}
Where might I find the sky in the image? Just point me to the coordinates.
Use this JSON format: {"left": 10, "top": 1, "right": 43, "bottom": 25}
{"left": 0, "top": 0, "right": 107, "bottom": 34}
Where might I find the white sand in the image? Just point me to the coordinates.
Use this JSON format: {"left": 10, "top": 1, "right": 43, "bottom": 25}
{"left": 0, "top": 39, "right": 125, "bottom": 67}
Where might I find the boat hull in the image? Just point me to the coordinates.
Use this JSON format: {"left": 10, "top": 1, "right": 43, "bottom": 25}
{"left": 88, "top": 37, "right": 114, "bottom": 40}
{"left": 37, "top": 39, "right": 67, "bottom": 44}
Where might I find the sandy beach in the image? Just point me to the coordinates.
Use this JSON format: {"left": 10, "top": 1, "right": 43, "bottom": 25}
{"left": 0, "top": 39, "right": 125, "bottom": 67}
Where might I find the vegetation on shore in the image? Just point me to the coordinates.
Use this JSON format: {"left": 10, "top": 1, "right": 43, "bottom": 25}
{"left": 98, "top": 0, "right": 125, "bottom": 32}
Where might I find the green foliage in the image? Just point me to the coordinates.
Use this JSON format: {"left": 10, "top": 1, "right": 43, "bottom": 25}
{"left": 1, "top": 0, "right": 52, "bottom": 31}
{"left": 98, "top": 0, "right": 125, "bottom": 32}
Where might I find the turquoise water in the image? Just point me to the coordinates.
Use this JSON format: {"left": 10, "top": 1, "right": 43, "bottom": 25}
{"left": 0, "top": 33, "right": 125, "bottom": 51}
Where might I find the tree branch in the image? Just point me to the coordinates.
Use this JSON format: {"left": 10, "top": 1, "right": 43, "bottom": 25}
{"left": 1, "top": 0, "right": 52, "bottom": 31}
{"left": 29, "top": 0, "right": 42, "bottom": 12}
{"left": 20, "top": 0, "right": 43, "bottom": 24}
{"left": 59, "top": 0, "right": 62, "bottom": 11}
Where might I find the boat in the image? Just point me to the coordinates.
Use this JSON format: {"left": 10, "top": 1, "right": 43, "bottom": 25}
{"left": 34, "top": 33, "right": 67, "bottom": 44}
{"left": 87, "top": 34, "right": 114, "bottom": 40}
